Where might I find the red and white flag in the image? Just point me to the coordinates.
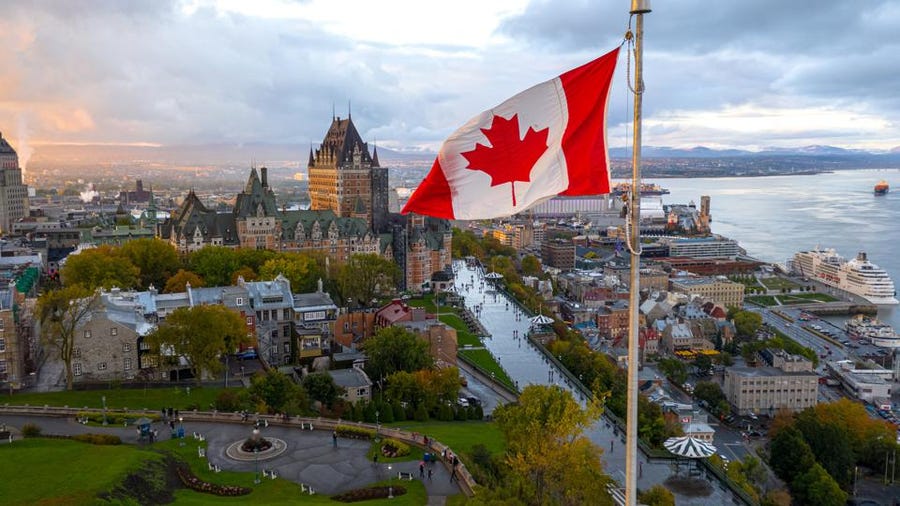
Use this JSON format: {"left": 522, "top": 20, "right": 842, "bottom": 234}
{"left": 402, "top": 48, "right": 619, "bottom": 220}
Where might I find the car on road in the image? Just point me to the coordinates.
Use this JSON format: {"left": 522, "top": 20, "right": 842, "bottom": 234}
{"left": 747, "top": 412, "right": 758, "bottom": 421}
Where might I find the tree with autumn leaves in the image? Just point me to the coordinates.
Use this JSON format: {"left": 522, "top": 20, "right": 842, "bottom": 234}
{"left": 36, "top": 285, "right": 98, "bottom": 390}
{"left": 492, "top": 385, "right": 613, "bottom": 506}
{"left": 145, "top": 305, "right": 250, "bottom": 384}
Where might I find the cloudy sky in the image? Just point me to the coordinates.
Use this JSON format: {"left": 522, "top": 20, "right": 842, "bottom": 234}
{"left": 2, "top": 0, "right": 899, "bottom": 157}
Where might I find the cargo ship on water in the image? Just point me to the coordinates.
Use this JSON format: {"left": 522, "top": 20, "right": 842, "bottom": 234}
{"left": 612, "top": 182, "right": 670, "bottom": 196}
{"left": 874, "top": 180, "right": 889, "bottom": 195}
{"left": 790, "top": 248, "right": 899, "bottom": 305}
{"left": 845, "top": 315, "right": 899, "bottom": 348}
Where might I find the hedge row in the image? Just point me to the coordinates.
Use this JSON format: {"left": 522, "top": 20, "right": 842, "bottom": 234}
{"left": 175, "top": 465, "right": 250, "bottom": 497}
{"left": 76, "top": 411, "right": 161, "bottom": 426}
{"left": 335, "top": 425, "right": 375, "bottom": 440}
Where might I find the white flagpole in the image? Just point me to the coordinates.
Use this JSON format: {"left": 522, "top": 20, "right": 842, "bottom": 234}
{"left": 626, "top": 1, "right": 650, "bottom": 506}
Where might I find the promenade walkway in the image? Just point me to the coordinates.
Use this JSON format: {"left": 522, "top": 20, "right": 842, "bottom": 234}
{"left": 453, "top": 260, "right": 742, "bottom": 505}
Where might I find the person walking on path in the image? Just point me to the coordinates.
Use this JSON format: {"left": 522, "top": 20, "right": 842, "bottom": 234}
{"left": 419, "top": 461, "right": 425, "bottom": 478}
{"left": 428, "top": 468, "right": 433, "bottom": 481}
{"left": 332, "top": 430, "right": 338, "bottom": 448}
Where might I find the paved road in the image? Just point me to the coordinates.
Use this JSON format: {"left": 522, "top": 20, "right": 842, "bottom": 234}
{"left": 453, "top": 261, "right": 741, "bottom": 505}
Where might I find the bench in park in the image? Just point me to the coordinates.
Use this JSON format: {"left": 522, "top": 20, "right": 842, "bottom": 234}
{"left": 300, "top": 483, "right": 315, "bottom": 495}
{"left": 207, "top": 461, "right": 221, "bottom": 473}
{"left": 299, "top": 422, "right": 314, "bottom": 430}
{"left": 198, "top": 447, "right": 206, "bottom": 458}
{"left": 397, "top": 472, "right": 414, "bottom": 481}
{"left": 262, "top": 469, "right": 278, "bottom": 479}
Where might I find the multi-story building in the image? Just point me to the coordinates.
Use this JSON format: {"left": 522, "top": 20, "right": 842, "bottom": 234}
{"left": 159, "top": 115, "right": 450, "bottom": 292}
{"left": 670, "top": 276, "right": 744, "bottom": 308}
{"left": 723, "top": 366, "right": 818, "bottom": 416}
{"left": 541, "top": 238, "right": 576, "bottom": 270}
{"left": 308, "top": 115, "right": 388, "bottom": 231}
{"left": 0, "top": 289, "right": 22, "bottom": 389}
{"left": 665, "top": 236, "right": 740, "bottom": 259}
{"left": 0, "top": 132, "right": 29, "bottom": 235}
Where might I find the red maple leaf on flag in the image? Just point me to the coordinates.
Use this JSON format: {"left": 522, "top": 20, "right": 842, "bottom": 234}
{"left": 461, "top": 114, "right": 549, "bottom": 207}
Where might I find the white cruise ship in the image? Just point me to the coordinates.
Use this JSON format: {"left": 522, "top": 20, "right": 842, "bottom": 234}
{"left": 791, "top": 248, "right": 899, "bottom": 305}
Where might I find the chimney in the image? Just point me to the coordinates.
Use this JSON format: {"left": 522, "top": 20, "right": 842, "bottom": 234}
{"left": 261, "top": 167, "right": 268, "bottom": 187}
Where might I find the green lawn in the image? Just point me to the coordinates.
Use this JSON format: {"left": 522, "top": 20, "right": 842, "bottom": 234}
{"left": 781, "top": 292, "right": 838, "bottom": 303}
{"left": 0, "top": 438, "right": 161, "bottom": 505}
{"left": 758, "top": 277, "right": 800, "bottom": 290}
{"left": 385, "top": 421, "right": 505, "bottom": 456}
{"left": 2, "top": 385, "right": 229, "bottom": 412}
{"left": 457, "top": 349, "right": 515, "bottom": 391}
{"left": 745, "top": 296, "right": 778, "bottom": 307}
{"left": 0, "top": 437, "right": 429, "bottom": 505}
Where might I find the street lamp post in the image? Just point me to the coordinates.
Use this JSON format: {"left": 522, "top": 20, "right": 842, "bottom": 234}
{"left": 254, "top": 448, "right": 261, "bottom": 484}
{"left": 387, "top": 464, "right": 393, "bottom": 499}
{"left": 102, "top": 396, "right": 107, "bottom": 426}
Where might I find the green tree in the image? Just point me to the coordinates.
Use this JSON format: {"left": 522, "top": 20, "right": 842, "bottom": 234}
{"left": 36, "top": 286, "right": 98, "bottom": 390}
{"left": 146, "top": 305, "right": 249, "bottom": 384}
{"left": 638, "top": 485, "right": 675, "bottom": 506}
{"left": 259, "top": 252, "right": 322, "bottom": 293}
{"left": 302, "top": 372, "right": 341, "bottom": 408}
{"left": 657, "top": 357, "right": 688, "bottom": 385}
{"left": 693, "top": 381, "right": 726, "bottom": 412}
{"left": 769, "top": 426, "right": 816, "bottom": 482}
{"left": 61, "top": 245, "right": 139, "bottom": 290}
{"left": 337, "top": 253, "right": 400, "bottom": 307}
{"left": 795, "top": 416, "right": 854, "bottom": 487}
{"left": 791, "top": 462, "right": 847, "bottom": 506}
{"left": 163, "top": 269, "right": 205, "bottom": 293}
{"left": 362, "top": 326, "right": 433, "bottom": 381}
{"left": 520, "top": 254, "right": 542, "bottom": 277}
{"left": 693, "top": 353, "right": 713, "bottom": 375}
{"left": 733, "top": 310, "right": 763, "bottom": 337}
{"left": 494, "top": 385, "right": 612, "bottom": 506}
{"left": 119, "top": 238, "right": 181, "bottom": 290}
{"left": 188, "top": 246, "right": 240, "bottom": 287}
{"left": 248, "top": 370, "right": 309, "bottom": 415}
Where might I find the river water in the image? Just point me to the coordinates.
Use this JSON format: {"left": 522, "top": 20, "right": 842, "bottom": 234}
{"left": 639, "top": 168, "right": 900, "bottom": 329}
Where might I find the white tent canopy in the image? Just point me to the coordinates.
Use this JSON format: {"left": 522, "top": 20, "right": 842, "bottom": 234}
{"left": 530, "top": 314, "right": 554, "bottom": 325}
{"left": 663, "top": 436, "right": 717, "bottom": 459}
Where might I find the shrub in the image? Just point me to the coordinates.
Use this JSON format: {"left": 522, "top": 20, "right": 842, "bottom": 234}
{"left": 72, "top": 433, "right": 122, "bottom": 445}
{"left": 335, "top": 425, "right": 375, "bottom": 440}
{"left": 214, "top": 389, "right": 245, "bottom": 412}
{"left": 413, "top": 403, "right": 429, "bottom": 422}
{"left": 21, "top": 423, "right": 41, "bottom": 437}
{"left": 380, "top": 438, "right": 410, "bottom": 458}
{"left": 176, "top": 465, "right": 250, "bottom": 497}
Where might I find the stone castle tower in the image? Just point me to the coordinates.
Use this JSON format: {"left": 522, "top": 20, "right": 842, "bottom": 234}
{"left": 307, "top": 115, "right": 388, "bottom": 232}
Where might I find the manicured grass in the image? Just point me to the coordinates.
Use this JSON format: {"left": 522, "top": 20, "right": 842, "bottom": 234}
{"left": 0, "top": 437, "right": 161, "bottom": 505}
{"left": 458, "top": 349, "right": 515, "bottom": 390}
{"left": 366, "top": 439, "right": 425, "bottom": 463}
{"left": 759, "top": 277, "right": 800, "bottom": 290}
{"left": 782, "top": 292, "right": 838, "bottom": 303}
{"left": 745, "top": 295, "right": 778, "bottom": 307}
{"left": 0, "top": 437, "right": 429, "bottom": 505}
{"left": 439, "top": 313, "right": 480, "bottom": 347}
{"left": 2, "top": 385, "right": 229, "bottom": 412}
{"left": 385, "top": 421, "right": 505, "bottom": 456}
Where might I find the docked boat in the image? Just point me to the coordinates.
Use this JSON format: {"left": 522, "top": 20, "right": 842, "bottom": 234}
{"left": 845, "top": 315, "right": 900, "bottom": 348}
{"left": 874, "top": 180, "right": 889, "bottom": 195}
{"left": 612, "top": 182, "right": 670, "bottom": 196}
{"left": 790, "top": 248, "right": 899, "bottom": 305}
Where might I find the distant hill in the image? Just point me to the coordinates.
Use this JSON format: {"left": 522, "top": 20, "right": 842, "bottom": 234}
{"left": 27, "top": 142, "right": 900, "bottom": 169}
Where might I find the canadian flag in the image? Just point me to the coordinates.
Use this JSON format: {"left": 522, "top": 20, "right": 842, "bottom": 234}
{"left": 402, "top": 47, "right": 620, "bottom": 220}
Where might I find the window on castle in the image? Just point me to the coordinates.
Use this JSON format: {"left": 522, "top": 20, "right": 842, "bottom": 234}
{"left": 124, "top": 358, "right": 133, "bottom": 371}
{"left": 123, "top": 343, "right": 131, "bottom": 352}
{"left": 0, "top": 338, "right": 4, "bottom": 352}
{"left": 110, "top": 327, "right": 118, "bottom": 336}
{"left": 73, "top": 363, "right": 82, "bottom": 376}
